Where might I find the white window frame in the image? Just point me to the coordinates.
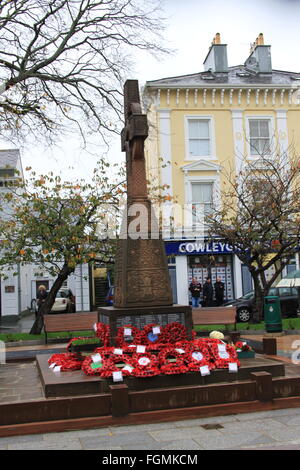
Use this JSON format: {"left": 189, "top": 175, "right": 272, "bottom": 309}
{"left": 184, "top": 115, "right": 216, "bottom": 160}
{"left": 184, "top": 174, "right": 221, "bottom": 234}
{"left": 246, "top": 115, "right": 275, "bottom": 159}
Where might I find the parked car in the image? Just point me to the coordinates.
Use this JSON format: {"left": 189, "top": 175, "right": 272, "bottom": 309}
{"left": 224, "top": 286, "right": 299, "bottom": 322}
{"left": 51, "top": 288, "right": 76, "bottom": 313}
{"left": 31, "top": 288, "right": 76, "bottom": 314}
{"left": 105, "top": 286, "right": 114, "bottom": 306}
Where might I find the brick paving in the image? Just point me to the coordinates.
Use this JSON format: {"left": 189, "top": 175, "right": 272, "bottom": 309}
{"left": 1, "top": 408, "right": 300, "bottom": 450}
{"left": 0, "top": 362, "right": 44, "bottom": 403}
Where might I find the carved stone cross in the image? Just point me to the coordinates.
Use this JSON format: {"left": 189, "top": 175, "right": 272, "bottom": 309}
{"left": 121, "top": 80, "right": 149, "bottom": 202}
{"left": 113, "top": 79, "right": 173, "bottom": 308}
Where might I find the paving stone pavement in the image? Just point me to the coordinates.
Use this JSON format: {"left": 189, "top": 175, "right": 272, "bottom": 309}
{"left": 2, "top": 408, "right": 300, "bottom": 450}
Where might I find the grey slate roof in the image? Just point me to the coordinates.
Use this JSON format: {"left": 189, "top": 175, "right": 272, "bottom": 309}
{"left": 0, "top": 149, "right": 20, "bottom": 168}
{"left": 145, "top": 66, "right": 300, "bottom": 88}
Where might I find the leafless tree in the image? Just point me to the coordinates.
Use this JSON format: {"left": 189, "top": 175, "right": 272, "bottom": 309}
{"left": 207, "top": 145, "right": 300, "bottom": 322}
{"left": 0, "top": 0, "right": 168, "bottom": 145}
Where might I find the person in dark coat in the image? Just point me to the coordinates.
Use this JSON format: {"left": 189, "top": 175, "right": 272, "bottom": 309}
{"left": 189, "top": 277, "right": 202, "bottom": 308}
{"left": 214, "top": 277, "right": 225, "bottom": 306}
{"left": 203, "top": 277, "right": 213, "bottom": 307}
{"left": 36, "top": 285, "right": 48, "bottom": 316}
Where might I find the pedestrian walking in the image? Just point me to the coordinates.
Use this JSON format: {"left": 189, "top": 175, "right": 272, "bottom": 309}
{"left": 214, "top": 276, "right": 225, "bottom": 306}
{"left": 203, "top": 277, "right": 213, "bottom": 307}
{"left": 189, "top": 277, "right": 202, "bottom": 308}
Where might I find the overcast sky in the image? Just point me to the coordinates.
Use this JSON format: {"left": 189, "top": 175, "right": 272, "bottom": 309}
{"left": 3, "top": 0, "right": 300, "bottom": 182}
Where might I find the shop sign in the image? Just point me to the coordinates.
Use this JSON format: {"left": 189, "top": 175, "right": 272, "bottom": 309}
{"left": 165, "top": 241, "right": 234, "bottom": 256}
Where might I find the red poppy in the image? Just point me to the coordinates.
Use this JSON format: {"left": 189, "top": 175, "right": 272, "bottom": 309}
{"left": 235, "top": 341, "right": 251, "bottom": 352}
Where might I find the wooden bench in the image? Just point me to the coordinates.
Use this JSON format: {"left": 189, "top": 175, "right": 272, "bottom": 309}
{"left": 43, "top": 312, "right": 98, "bottom": 344}
{"left": 192, "top": 306, "right": 237, "bottom": 332}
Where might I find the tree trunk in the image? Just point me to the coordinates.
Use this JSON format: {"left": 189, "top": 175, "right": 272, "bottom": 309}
{"left": 30, "top": 264, "right": 75, "bottom": 335}
{"left": 251, "top": 274, "right": 265, "bottom": 323}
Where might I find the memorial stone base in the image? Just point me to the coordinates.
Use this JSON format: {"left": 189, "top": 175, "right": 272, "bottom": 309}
{"left": 97, "top": 304, "right": 193, "bottom": 346}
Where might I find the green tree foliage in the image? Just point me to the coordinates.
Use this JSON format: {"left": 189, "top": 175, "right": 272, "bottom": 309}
{"left": 0, "top": 159, "right": 125, "bottom": 333}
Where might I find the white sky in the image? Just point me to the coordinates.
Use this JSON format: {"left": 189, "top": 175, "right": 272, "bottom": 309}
{"left": 2, "top": 0, "right": 300, "bottom": 181}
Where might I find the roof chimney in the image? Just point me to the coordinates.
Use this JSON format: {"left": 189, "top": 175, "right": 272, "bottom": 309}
{"left": 203, "top": 33, "right": 228, "bottom": 73}
{"left": 245, "top": 33, "right": 272, "bottom": 74}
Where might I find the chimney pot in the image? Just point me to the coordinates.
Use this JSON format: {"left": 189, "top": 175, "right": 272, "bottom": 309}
{"left": 244, "top": 33, "right": 271, "bottom": 73}
{"left": 204, "top": 33, "right": 228, "bottom": 72}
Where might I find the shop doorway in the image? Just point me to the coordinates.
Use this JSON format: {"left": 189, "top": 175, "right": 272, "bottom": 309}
{"left": 188, "top": 254, "right": 234, "bottom": 303}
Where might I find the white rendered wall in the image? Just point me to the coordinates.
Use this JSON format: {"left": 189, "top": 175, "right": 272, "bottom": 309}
{"left": 1, "top": 267, "right": 19, "bottom": 316}
{"left": 175, "top": 255, "right": 189, "bottom": 305}
{"left": 233, "top": 255, "right": 243, "bottom": 299}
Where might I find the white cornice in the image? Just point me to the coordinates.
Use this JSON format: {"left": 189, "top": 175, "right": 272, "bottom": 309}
{"left": 146, "top": 84, "right": 298, "bottom": 90}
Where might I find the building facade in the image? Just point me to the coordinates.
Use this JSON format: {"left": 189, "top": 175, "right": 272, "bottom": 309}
{"left": 143, "top": 34, "right": 300, "bottom": 305}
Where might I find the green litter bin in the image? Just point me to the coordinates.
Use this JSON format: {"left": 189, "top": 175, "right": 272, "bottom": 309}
{"left": 264, "top": 295, "right": 282, "bottom": 333}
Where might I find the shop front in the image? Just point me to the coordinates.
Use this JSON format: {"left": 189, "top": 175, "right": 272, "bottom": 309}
{"left": 165, "top": 240, "right": 240, "bottom": 306}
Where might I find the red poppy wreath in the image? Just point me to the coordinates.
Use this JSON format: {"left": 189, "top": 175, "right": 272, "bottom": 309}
{"left": 208, "top": 341, "right": 240, "bottom": 369}
{"left": 131, "top": 352, "right": 161, "bottom": 377}
{"left": 158, "top": 347, "right": 189, "bottom": 375}
{"left": 183, "top": 344, "right": 213, "bottom": 372}
{"left": 82, "top": 352, "right": 135, "bottom": 378}
{"left": 48, "top": 353, "right": 83, "bottom": 371}
{"left": 94, "top": 322, "right": 110, "bottom": 347}
{"left": 116, "top": 325, "right": 146, "bottom": 349}
{"left": 160, "top": 322, "right": 188, "bottom": 344}
{"left": 144, "top": 323, "right": 163, "bottom": 351}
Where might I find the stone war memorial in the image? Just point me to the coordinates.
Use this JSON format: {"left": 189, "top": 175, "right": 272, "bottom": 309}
{"left": 98, "top": 79, "right": 193, "bottom": 344}
{"left": 2, "top": 81, "right": 300, "bottom": 438}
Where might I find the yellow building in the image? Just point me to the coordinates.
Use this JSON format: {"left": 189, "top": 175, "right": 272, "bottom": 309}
{"left": 143, "top": 34, "right": 300, "bottom": 311}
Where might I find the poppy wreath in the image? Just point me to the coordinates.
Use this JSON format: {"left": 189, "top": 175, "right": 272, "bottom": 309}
{"left": 82, "top": 353, "right": 135, "bottom": 378}
{"left": 183, "top": 344, "right": 213, "bottom": 372}
{"left": 95, "top": 322, "right": 110, "bottom": 346}
{"left": 48, "top": 353, "right": 83, "bottom": 371}
{"left": 234, "top": 341, "right": 251, "bottom": 352}
{"left": 93, "top": 346, "right": 115, "bottom": 357}
{"left": 143, "top": 323, "right": 163, "bottom": 346}
{"left": 160, "top": 322, "right": 188, "bottom": 344}
{"left": 81, "top": 353, "right": 112, "bottom": 377}
{"left": 131, "top": 352, "right": 161, "bottom": 377}
{"left": 145, "top": 342, "right": 169, "bottom": 353}
{"left": 208, "top": 341, "right": 240, "bottom": 369}
{"left": 158, "top": 347, "right": 189, "bottom": 375}
{"left": 115, "top": 325, "right": 145, "bottom": 348}
{"left": 101, "top": 353, "right": 136, "bottom": 378}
